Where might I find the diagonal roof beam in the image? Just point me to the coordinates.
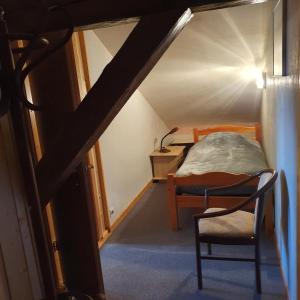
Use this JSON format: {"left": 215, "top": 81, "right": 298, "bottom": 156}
{"left": 36, "top": 7, "right": 192, "bottom": 204}
{"left": 3, "top": 0, "right": 268, "bottom": 33}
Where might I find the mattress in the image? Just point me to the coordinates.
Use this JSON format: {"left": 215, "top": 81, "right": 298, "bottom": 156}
{"left": 176, "top": 131, "right": 268, "bottom": 177}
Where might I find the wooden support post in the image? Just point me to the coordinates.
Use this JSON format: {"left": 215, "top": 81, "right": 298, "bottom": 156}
{"left": 28, "top": 33, "right": 105, "bottom": 299}
{"left": 37, "top": 8, "right": 192, "bottom": 204}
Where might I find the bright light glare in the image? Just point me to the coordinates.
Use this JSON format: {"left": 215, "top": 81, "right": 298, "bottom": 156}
{"left": 241, "top": 67, "right": 265, "bottom": 88}
{"left": 241, "top": 67, "right": 260, "bottom": 79}
{"left": 256, "top": 72, "right": 266, "bottom": 89}
{"left": 256, "top": 75, "right": 265, "bottom": 89}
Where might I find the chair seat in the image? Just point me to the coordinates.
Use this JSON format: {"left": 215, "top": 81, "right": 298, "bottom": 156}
{"left": 198, "top": 208, "right": 254, "bottom": 238}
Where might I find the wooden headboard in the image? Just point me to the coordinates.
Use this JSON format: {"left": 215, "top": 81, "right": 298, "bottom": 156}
{"left": 193, "top": 124, "right": 262, "bottom": 144}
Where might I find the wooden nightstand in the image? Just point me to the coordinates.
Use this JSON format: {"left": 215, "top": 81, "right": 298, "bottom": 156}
{"left": 150, "top": 146, "right": 185, "bottom": 181}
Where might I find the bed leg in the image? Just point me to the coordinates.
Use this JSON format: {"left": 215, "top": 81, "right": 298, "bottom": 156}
{"left": 168, "top": 174, "right": 179, "bottom": 230}
{"left": 265, "top": 190, "right": 274, "bottom": 235}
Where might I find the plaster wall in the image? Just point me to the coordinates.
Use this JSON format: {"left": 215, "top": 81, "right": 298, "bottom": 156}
{"left": 84, "top": 30, "right": 169, "bottom": 223}
{"left": 261, "top": 0, "right": 300, "bottom": 298}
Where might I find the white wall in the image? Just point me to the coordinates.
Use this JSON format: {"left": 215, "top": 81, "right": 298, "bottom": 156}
{"left": 84, "top": 30, "right": 169, "bottom": 223}
{"left": 262, "top": 78, "right": 298, "bottom": 299}
{"left": 261, "top": 0, "right": 300, "bottom": 298}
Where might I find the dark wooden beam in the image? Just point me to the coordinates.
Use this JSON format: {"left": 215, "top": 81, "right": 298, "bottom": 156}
{"left": 60, "top": 0, "right": 268, "bottom": 32}
{"left": 29, "top": 33, "right": 106, "bottom": 300}
{"left": 37, "top": 8, "right": 192, "bottom": 204}
{"left": 2, "top": 0, "right": 268, "bottom": 33}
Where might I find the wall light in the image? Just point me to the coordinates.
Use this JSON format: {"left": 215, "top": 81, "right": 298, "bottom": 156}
{"left": 256, "top": 71, "right": 267, "bottom": 89}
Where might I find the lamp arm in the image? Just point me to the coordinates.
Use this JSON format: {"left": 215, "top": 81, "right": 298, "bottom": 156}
{"left": 160, "top": 133, "right": 171, "bottom": 151}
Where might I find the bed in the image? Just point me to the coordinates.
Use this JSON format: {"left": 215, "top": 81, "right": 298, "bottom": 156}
{"left": 167, "top": 124, "right": 272, "bottom": 231}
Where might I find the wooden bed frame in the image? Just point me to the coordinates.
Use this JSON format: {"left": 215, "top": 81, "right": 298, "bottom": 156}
{"left": 167, "top": 124, "right": 273, "bottom": 232}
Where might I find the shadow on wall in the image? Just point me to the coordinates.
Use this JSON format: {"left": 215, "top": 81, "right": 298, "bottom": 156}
{"left": 279, "top": 170, "right": 289, "bottom": 270}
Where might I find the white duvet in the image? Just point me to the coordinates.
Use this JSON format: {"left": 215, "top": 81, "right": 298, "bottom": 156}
{"left": 176, "top": 132, "right": 268, "bottom": 177}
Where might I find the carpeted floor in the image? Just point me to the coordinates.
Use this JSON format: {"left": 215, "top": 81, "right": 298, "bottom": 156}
{"left": 100, "top": 183, "right": 286, "bottom": 300}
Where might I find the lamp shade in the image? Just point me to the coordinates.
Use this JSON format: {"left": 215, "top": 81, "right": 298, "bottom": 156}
{"left": 168, "top": 127, "right": 178, "bottom": 134}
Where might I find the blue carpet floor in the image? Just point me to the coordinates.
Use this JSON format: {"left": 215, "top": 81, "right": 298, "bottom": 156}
{"left": 100, "top": 183, "right": 286, "bottom": 300}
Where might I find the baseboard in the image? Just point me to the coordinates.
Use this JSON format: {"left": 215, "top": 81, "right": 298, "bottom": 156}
{"left": 98, "top": 180, "right": 153, "bottom": 248}
{"left": 274, "top": 234, "right": 290, "bottom": 299}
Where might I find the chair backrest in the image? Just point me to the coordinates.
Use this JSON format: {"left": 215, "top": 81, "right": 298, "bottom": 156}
{"left": 253, "top": 169, "right": 277, "bottom": 235}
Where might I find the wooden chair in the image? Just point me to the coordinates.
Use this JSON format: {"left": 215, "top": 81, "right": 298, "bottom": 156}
{"left": 194, "top": 169, "right": 277, "bottom": 293}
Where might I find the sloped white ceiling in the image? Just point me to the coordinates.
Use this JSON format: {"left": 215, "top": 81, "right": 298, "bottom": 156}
{"left": 94, "top": 2, "right": 273, "bottom": 129}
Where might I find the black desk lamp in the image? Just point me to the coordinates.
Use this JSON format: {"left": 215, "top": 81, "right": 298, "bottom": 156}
{"left": 160, "top": 127, "right": 178, "bottom": 153}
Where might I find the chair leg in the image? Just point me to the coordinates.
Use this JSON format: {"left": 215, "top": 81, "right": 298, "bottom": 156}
{"left": 207, "top": 243, "right": 212, "bottom": 255}
{"left": 255, "top": 242, "right": 262, "bottom": 294}
{"left": 195, "top": 236, "right": 203, "bottom": 289}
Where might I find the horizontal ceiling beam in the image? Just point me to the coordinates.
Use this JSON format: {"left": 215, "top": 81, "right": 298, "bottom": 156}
{"left": 2, "top": 0, "right": 268, "bottom": 33}
{"left": 36, "top": 7, "right": 192, "bottom": 204}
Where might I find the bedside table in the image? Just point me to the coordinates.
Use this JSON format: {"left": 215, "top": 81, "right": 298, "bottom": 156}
{"left": 149, "top": 146, "right": 185, "bottom": 181}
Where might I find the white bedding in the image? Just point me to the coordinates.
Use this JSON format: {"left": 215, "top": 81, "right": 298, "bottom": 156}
{"left": 176, "top": 132, "right": 268, "bottom": 177}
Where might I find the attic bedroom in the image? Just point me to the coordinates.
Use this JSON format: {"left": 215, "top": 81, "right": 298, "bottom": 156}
{"left": 77, "top": 2, "right": 290, "bottom": 299}
{"left": 87, "top": 1, "right": 272, "bottom": 226}
{"left": 0, "top": 0, "right": 299, "bottom": 300}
